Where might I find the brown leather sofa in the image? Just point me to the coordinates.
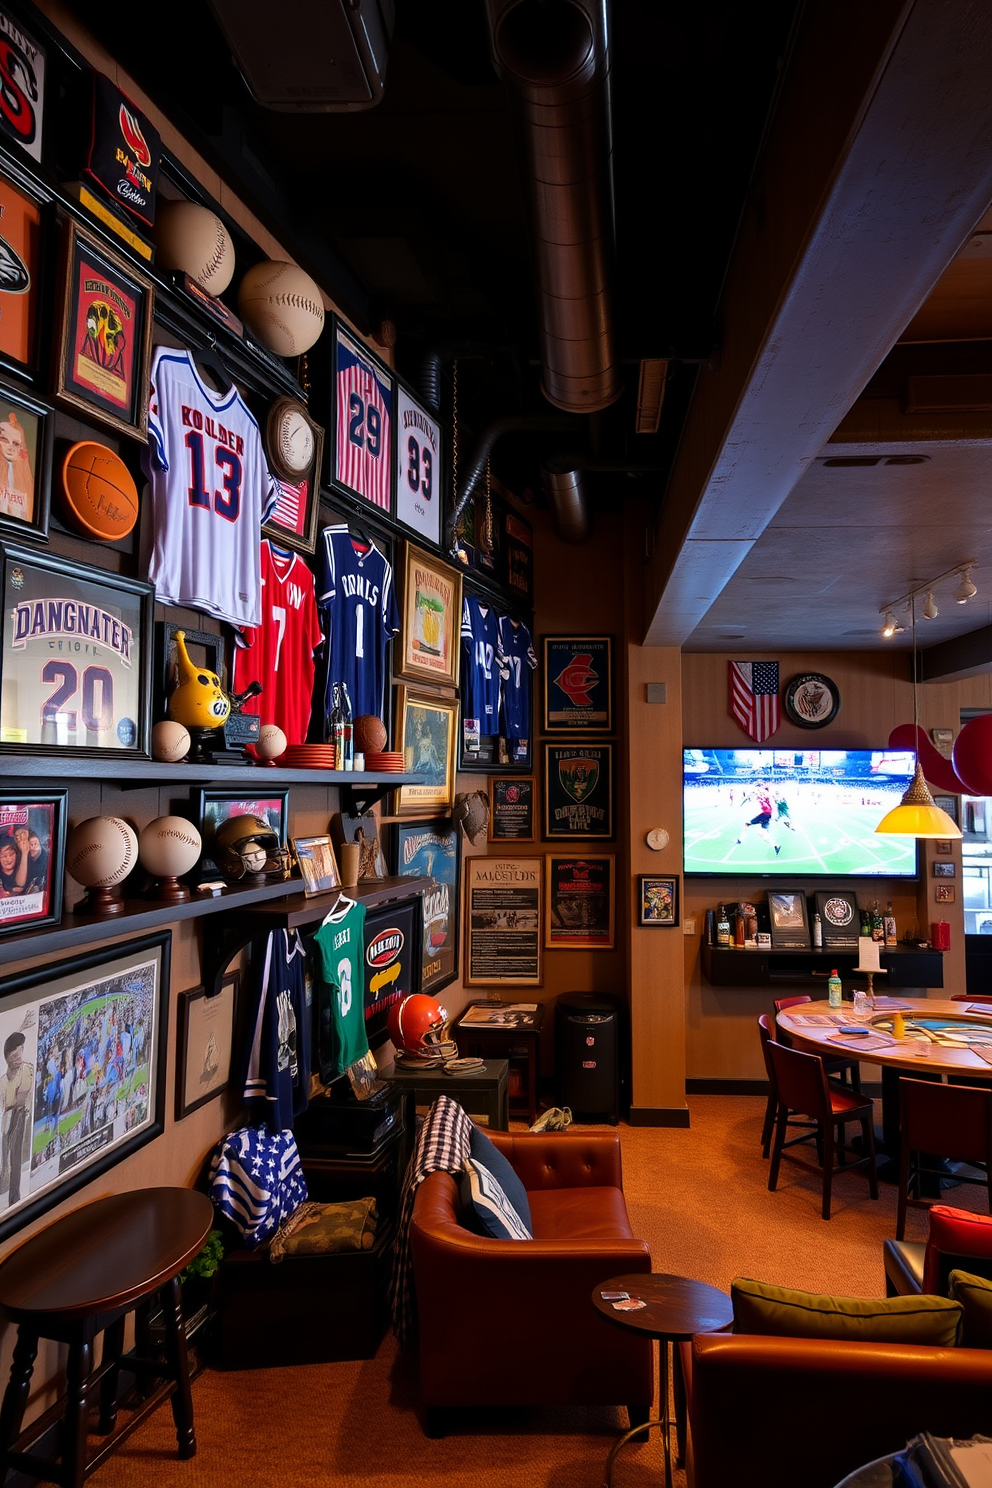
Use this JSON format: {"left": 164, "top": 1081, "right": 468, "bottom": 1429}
{"left": 409, "top": 1128, "right": 652, "bottom": 1433}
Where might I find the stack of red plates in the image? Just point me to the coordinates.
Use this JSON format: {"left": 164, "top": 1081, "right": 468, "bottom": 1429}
{"left": 280, "top": 744, "right": 340, "bottom": 769}
{"left": 365, "top": 751, "right": 406, "bottom": 772}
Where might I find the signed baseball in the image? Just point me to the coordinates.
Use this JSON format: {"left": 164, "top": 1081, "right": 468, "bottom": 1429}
{"left": 138, "top": 816, "right": 202, "bottom": 878}
{"left": 256, "top": 724, "right": 287, "bottom": 761}
{"left": 152, "top": 720, "right": 191, "bottom": 763}
{"left": 238, "top": 260, "right": 325, "bottom": 355}
{"left": 153, "top": 199, "right": 235, "bottom": 296}
{"left": 66, "top": 816, "right": 138, "bottom": 887}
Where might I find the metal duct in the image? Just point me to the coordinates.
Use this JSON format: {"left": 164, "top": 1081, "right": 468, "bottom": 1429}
{"left": 419, "top": 344, "right": 493, "bottom": 413}
{"left": 541, "top": 457, "right": 591, "bottom": 543}
{"left": 445, "top": 414, "right": 578, "bottom": 551}
{"left": 485, "top": 0, "right": 620, "bottom": 413}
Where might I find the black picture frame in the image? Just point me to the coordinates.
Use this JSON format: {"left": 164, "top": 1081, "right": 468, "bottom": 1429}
{"left": 543, "top": 742, "right": 614, "bottom": 839}
{"left": 815, "top": 889, "right": 861, "bottom": 948}
{"left": 0, "top": 18, "right": 46, "bottom": 168}
{"left": 176, "top": 970, "right": 239, "bottom": 1119}
{"left": 0, "top": 149, "right": 52, "bottom": 385}
{"left": 933, "top": 861, "right": 956, "bottom": 879}
{"left": 542, "top": 635, "right": 613, "bottom": 732}
{"left": 394, "top": 817, "right": 460, "bottom": 994}
{"left": 0, "top": 930, "right": 170, "bottom": 1244}
{"left": 0, "top": 786, "right": 66, "bottom": 938}
{"left": 328, "top": 315, "right": 395, "bottom": 515}
{"left": 0, "top": 543, "right": 153, "bottom": 758}
{"left": 364, "top": 898, "right": 421, "bottom": 1049}
{"left": 489, "top": 775, "right": 536, "bottom": 841}
{"left": 193, "top": 788, "right": 289, "bottom": 880}
{"left": 0, "top": 377, "right": 53, "bottom": 544}
{"left": 768, "top": 889, "right": 811, "bottom": 947}
{"left": 638, "top": 874, "right": 679, "bottom": 928}
{"left": 545, "top": 854, "right": 615, "bottom": 948}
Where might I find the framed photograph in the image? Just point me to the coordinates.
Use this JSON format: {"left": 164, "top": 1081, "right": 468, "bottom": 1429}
{"left": 489, "top": 775, "right": 536, "bottom": 842}
{"left": 934, "top": 795, "right": 959, "bottom": 826}
{"left": 931, "top": 728, "right": 954, "bottom": 750}
{"left": 291, "top": 835, "right": 340, "bottom": 897}
{"left": 0, "top": 788, "right": 66, "bottom": 937}
{"left": 0, "top": 930, "right": 169, "bottom": 1243}
{"left": 543, "top": 743, "right": 613, "bottom": 839}
{"left": 546, "top": 854, "right": 615, "bottom": 949}
{"left": 396, "top": 542, "right": 461, "bottom": 687}
{"left": 638, "top": 874, "right": 679, "bottom": 928}
{"left": 0, "top": 161, "right": 48, "bottom": 382}
{"left": 815, "top": 889, "right": 861, "bottom": 949}
{"left": 54, "top": 216, "right": 154, "bottom": 442}
{"left": 330, "top": 317, "right": 394, "bottom": 512}
{"left": 176, "top": 970, "right": 239, "bottom": 1119}
{"left": 465, "top": 856, "right": 542, "bottom": 988}
{"left": 0, "top": 544, "right": 153, "bottom": 757}
{"left": 935, "top": 884, "right": 956, "bottom": 904}
{"left": 768, "top": 889, "right": 811, "bottom": 948}
{"left": 194, "top": 788, "right": 289, "bottom": 880}
{"left": 394, "top": 686, "right": 458, "bottom": 815}
{"left": 0, "top": 379, "right": 53, "bottom": 543}
{"left": 933, "top": 861, "right": 956, "bottom": 879}
{"left": 542, "top": 635, "right": 613, "bottom": 732}
{"left": 395, "top": 817, "right": 460, "bottom": 994}
{"left": 0, "top": 15, "right": 45, "bottom": 164}
{"left": 935, "top": 840, "right": 953, "bottom": 856}
{"left": 262, "top": 398, "right": 324, "bottom": 556}
{"left": 395, "top": 384, "right": 441, "bottom": 545}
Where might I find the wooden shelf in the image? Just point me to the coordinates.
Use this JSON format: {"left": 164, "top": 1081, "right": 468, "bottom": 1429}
{"left": 245, "top": 877, "right": 433, "bottom": 930}
{"left": 701, "top": 942, "right": 944, "bottom": 989}
{"left": 0, "top": 757, "right": 423, "bottom": 790}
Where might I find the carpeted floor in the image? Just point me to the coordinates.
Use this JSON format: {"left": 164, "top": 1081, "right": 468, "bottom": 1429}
{"left": 86, "top": 1095, "right": 983, "bottom": 1488}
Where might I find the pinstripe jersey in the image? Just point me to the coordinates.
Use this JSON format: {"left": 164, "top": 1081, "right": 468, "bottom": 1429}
{"left": 334, "top": 327, "right": 392, "bottom": 511}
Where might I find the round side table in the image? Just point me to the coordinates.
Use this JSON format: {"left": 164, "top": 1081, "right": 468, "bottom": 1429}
{"left": 592, "top": 1271, "right": 734, "bottom": 1488}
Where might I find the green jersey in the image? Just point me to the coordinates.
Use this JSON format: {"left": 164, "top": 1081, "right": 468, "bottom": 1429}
{"left": 313, "top": 898, "right": 368, "bottom": 1079}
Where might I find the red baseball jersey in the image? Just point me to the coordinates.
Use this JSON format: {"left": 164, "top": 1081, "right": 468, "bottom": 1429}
{"left": 234, "top": 542, "right": 323, "bottom": 746}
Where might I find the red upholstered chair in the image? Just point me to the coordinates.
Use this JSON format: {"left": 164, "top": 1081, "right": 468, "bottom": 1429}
{"left": 773, "top": 994, "right": 861, "bottom": 1089}
{"left": 896, "top": 1079, "right": 992, "bottom": 1240}
{"left": 885, "top": 1205, "right": 992, "bottom": 1297}
{"left": 758, "top": 1013, "right": 817, "bottom": 1159}
{"left": 768, "top": 1040, "right": 878, "bottom": 1219}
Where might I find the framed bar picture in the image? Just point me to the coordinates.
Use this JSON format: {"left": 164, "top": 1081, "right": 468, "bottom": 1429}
{"left": 0, "top": 930, "right": 169, "bottom": 1244}
{"left": 546, "top": 854, "right": 615, "bottom": 949}
{"left": 396, "top": 542, "right": 461, "bottom": 687}
{"left": 638, "top": 874, "right": 679, "bottom": 928}
{"left": 542, "top": 635, "right": 613, "bottom": 732}
{"left": 262, "top": 400, "right": 324, "bottom": 556}
{"left": 0, "top": 544, "right": 153, "bottom": 757}
{"left": 934, "top": 884, "right": 955, "bottom": 904}
{"left": 0, "top": 160, "right": 48, "bottom": 382}
{"left": 0, "top": 788, "right": 66, "bottom": 937}
{"left": 933, "top": 861, "right": 956, "bottom": 878}
{"left": 0, "top": 14, "right": 45, "bottom": 164}
{"left": 194, "top": 788, "right": 289, "bottom": 880}
{"left": 465, "top": 856, "right": 542, "bottom": 988}
{"left": 394, "top": 686, "right": 458, "bottom": 815}
{"left": 815, "top": 890, "right": 860, "bottom": 948}
{"left": 933, "top": 795, "right": 959, "bottom": 826}
{"left": 54, "top": 216, "right": 154, "bottom": 442}
{"left": 395, "top": 817, "right": 460, "bottom": 993}
{"left": 489, "top": 775, "right": 536, "bottom": 841}
{"left": 330, "top": 317, "right": 394, "bottom": 512}
{"left": 291, "top": 835, "right": 341, "bottom": 896}
{"left": 395, "top": 384, "right": 441, "bottom": 546}
{"left": 176, "top": 971, "right": 239, "bottom": 1119}
{"left": 0, "top": 379, "right": 53, "bottom": 543}
{"left": 543, "top": 743, "right": 614, "bottom": 839}
{"left": 768, "top": 889, "right": 811, "bottom": 948}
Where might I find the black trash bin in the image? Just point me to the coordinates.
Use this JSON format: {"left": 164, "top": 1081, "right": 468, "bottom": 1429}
{"left": 554, "top": 992, "right": 622, "bottom": 1124}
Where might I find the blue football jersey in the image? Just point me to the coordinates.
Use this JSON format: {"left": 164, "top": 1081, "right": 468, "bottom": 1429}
{"left": 318, "top": 524, "right": 399, "bottom": 721}
{"left": 242, "top": 930, "right": 311, "bottom": 1131}
{"left": 460, "top": 596, "right": 505, "bottom": 725}
{"left": 497, "top": 616, "right": 537, "bottom": 741}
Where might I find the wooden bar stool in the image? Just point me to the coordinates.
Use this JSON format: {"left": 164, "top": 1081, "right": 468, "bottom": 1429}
{"left": 0, "top": 1187, "right": 212, "bottom": 1488}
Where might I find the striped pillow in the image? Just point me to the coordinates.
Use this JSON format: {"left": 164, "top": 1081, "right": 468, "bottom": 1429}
{"left": 460, "top": 1158, "right": 532, "bottom": 1240}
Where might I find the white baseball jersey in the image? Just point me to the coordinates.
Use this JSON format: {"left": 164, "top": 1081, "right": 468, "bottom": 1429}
{"left": 145, "top": 347, "right": 279, "bottom": 627}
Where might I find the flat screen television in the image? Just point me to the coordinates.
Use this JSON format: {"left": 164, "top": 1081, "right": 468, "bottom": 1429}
{"left": 683, "top": 748, "right": 919, "bottom": 878}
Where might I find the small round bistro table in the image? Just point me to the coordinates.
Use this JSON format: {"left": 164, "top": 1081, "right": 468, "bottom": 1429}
{"left": 592, "top": 1271, "right": 734, "bottom": 1488}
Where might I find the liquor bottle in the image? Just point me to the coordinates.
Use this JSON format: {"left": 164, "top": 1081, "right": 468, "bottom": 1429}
{"left": 828, "top": 969, "right": 843, "bottom": 1008}
{"left": 884, "top": 902, "right": 897, "bottom": 947}
{"left": 341, "top": 683, "right": 354, "bottom": 770}
{"left": 812, "top": 912, "right": 823, "bottom": 948}
{"left": 734, "top": 907, "right": 745, "bottom": 947}
{"left": 716, "top": 904, "right": 731, "bottom": 947}
{"left": 330, "top": 684, "right": 345, "bottom": 770}
{"left": 860, "top": 905, "right": 872, "bottom": 938}
{"left": 871, "top": 900, "right": 884, "bottom": 944}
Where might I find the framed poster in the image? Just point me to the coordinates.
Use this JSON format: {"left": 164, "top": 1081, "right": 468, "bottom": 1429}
{"left": 815, "top": 889, "right": 860, "bottom": 949}
{"left": 291, "top": 835, "right": 340, "bottom": 896}
{"left": 54, "top": 217, "right": 154, "bottom": 442}
{"left": 330, "top": 318, "right": 394, "bottom": 512}
{"left": 542, "top": 635, "right": 613, "bottom": 732}
{"left": 638, "top": 875, "right": 678, "bottom": 927}
{"left": 396, "top": 542, "right": 461, "bottom": 687}
{"left": 194, "top": 788, "right": 289, "bottom": 880}
{"left": 0, "top": 379, "right": 52, "bottom": 543}
{"left": 364, "top": 898, "right": 420, "bottom": 1050}
{"left": 262, "top": 401, "right": 324, "bottom": 556}
{"left": 768, "top": 889, "right": 810, "bottom": 948}
{"left": 394, "top": 686, "right": 458, "bottom": 815}
{"left": 503, "top": 507, "right": 533, "bottom": 603}
{"left": 489, "top": 775, "right": 536, "bottom": 841}
{"left": 395, "top": 384, "right": 441, "bottom": 545}
{"left": 0, "top": 930, "right": 169, "bottom": 1244}
{"left": 543, "top": 743, "right": 614, "bottom": 839}
{"left": 395, "top": 817, "right": 460, "bottom": 994}
{"left": 935, "top": 884, "right": 956, "bottom": 904}
{"left": 175, "top": 970, "right": 238, "bottom": 1119}
{"left": 0, "top": 544, "right": 153, "bottom": 757}
{"left": 546, "top": 854, "right": 615, "bottom": 949}
{"left": 465, "top": 856, "right": 542, "bottom": 988}
{"left": 0, "top": 13, "right": 45, "bottom": 164}
{"left": 0, "top": 162, "right": 45, "bottom": 381}
{"left": 0, "top": 788, "right": 66, "bottom": 937}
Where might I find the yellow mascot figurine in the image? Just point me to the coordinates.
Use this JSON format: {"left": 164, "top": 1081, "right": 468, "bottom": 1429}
{"left": 167, "top": 631, "right": 231, "bottom": 730}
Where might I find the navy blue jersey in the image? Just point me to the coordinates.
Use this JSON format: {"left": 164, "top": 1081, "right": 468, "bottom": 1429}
{"left": 318, "top": 524, "right": 399, "bottom": 721}
{"left": 460, "top": 596, "right": 506, "bottom": 726}
{"left": 497, "top": 616, "right": 537, "bottom": 741}
{"left": 242, "top": 930, "right": 311, "bottom": 1130}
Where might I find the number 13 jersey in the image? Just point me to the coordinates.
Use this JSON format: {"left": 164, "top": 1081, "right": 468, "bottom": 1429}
{"left": 145, "top": 347, "right": 279, "bottom": 627}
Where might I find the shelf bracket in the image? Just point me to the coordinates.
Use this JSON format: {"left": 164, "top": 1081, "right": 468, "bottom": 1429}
{"left": 341, "top": 782, "right": 398, "bottom": 814}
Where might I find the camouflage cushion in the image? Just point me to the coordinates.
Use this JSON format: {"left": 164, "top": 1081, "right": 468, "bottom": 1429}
{"left": 268, "top": 1198, "right": 377, "bottom": 1261}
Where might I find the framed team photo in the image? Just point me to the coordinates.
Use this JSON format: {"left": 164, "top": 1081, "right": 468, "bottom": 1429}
{"left": 545, "top": 854, "right": 615, "bottom": 949}
{"left": 638, "top": 874, "right": 679, "bottom": 928}
{"left": 395, "top": 384, "right": 441, "bottom": 546}
{"left": 465, "top": 856, "right": 543, "bottom": 988}
{"left": 0, "top": 545, "right": 153, "bottom": 758}
{"left": 394, "top": 685, "right": 458, "bottom": 815}
{"left": 395, "top": 817, "right": 460, "bottom": 994}
{"left": 0, "top": 380, "right": 53, "bottom": 544}
{"left": 543, "top": 742, "right": 614, "bottom": 839}
{"left": 292, "top": 834, "right": 341, "bottom": 897}
{"left": 396, "top": 542, "right": 461, "bottom": 687}
{"left": 542, "top": 635, "right": 613, "bottom": 732}
{"left": 194, "top": 788, "right": 289, "bottom": 881}
{"left": 0, "top": 788, "right": 67, "bottom": 939}
{"left": 53, "top": 216, "right": 154, "bottom": 442}
{"left": 262, "top": 399, "right": 324, "bottom": 556}
{"left": 329, "top": 317, "right": 394, "bottom": 513}
{"left": 0, "top": 158, "right": 49, "bottom": 383}
{"left": 175, "top": 970, "right": 239, "bottom": 1120}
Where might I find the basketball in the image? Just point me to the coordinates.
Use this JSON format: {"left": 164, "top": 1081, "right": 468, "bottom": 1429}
{"left": 61, "top": 442, "right": 139, "bottom": 540}
{"left": 138, "top": 816, "right": 202, "bottom": 877}
{"left": 153, "top": 199, "right": 235, "bottom": 295}
{"left": 66, "top": 816, "right": 138, "bottom": 887}
{"left": 355, "top": 714, "right": 388, "bottom": 754}
{"left": 256, "top": 723, "right": 287, "bottom": 760}
{"left": 152, "top": 720, "right": 191, "bottom": 763}
{"left": 237, "top": 260, "right": 325, "bottom": 355}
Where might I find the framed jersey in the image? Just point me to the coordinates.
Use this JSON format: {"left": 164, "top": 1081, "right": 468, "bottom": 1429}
{"left": 329, "top": 318, "right": 394, "bottom": 513}
{"left": 394, "top": 384, "right": 441, "bottom": 545}
{"left": 0, "top": 544, "right": 152, "bottom": 757}
{"left": 0, "top": 159, "right": 49, "bottom": 385}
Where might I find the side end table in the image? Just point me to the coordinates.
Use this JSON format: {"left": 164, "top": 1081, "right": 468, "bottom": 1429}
{"left": 385, "top": 1057, "right": 510, "bottom": 1130}
{"left": 455, "top": 1004, "right": 545, "bottom": 1123}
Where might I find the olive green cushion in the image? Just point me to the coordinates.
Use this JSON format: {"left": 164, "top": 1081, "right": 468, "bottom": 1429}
{"left": 731, "top": 1276, "right": 962, "bottom": 1347}
{"left": 948, "top": 1270, "right": 992, "bottom": 1349}
{"left": 268, "top": 1199, "right": 377, "bottom": 1261}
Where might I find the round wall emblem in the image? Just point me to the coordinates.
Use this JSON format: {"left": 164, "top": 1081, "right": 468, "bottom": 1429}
{"left": 784, "top": 673, "right": 840, "bottom": 729}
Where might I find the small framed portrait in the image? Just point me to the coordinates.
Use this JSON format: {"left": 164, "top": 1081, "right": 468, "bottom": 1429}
{"left": 53, "top": 216, "right": 154, "bottom": 442}
{"left": 396, "top": 542, "right": 461, "bottom": 687}
{"left": 638, "top": 874, "right": 679, "bottom": 928}
{"left": 176, "top": 970, "right": 239, "bottom": 1119}
{"left": 395, "top": 384, "right": 442, "bottom": 546}
{"left": 815, "top": 889, "right": 861, "bottom": 949}
{"left": 933, "top": 861, "right": 956, "bottom": 879}
{"left": 0, "top": 380, "right": 53, "bottom": 543}
{"left": 933, "top": 795, "right": 959, "bottom": 826}
{"left": 394, "top": 686, "right": 459, "bottom": 815}
{"left": 291, "top": 835, "right": 341, "bottom": 897}
{"left": 543, "top": 743, "right": 614, "bottom": 839}
{"left": 768, "top": 889, "right": 810, "bottom": 947}
{"left": 546, "top": 855, "right": 615, "bottom": 948}
{"left": 262, "top": 398, "right": 324, "bottom": 556}
{"left": 0, "top": 788, "right": 67, "bottom": 938}
{"left": 194, "top": 788, "right": 289, "bottom": 880}
{"left": 329, "top": 317, "right": 394, "bottom": 513}
{"left": 934, "top": 884, "right": 956, "bottom": 904}
{"left": 0, "top": 162, "right": 49, "bottom": 383}
{"left": 935, "top": 840, "right": 954, "bottom": 856}
{"left": 489, "top": 775, "right": 536, "bottom": 842}
{"left": 542, "top": 635, "right": 613, "bottom": 732}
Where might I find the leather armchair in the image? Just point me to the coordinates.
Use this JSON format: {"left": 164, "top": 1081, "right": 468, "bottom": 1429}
{"left": 409, "top": 1129, "right": 652, "bottom": 1431}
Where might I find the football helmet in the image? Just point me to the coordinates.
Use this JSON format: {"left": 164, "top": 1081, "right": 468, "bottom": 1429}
{"left": 213, "top": 813, "right": 280, "bottom": 880}
{"left": 387, "top": 995, "right": 450, "bottom": 1058}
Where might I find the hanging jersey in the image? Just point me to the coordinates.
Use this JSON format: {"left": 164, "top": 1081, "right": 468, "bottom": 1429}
{"left": 460, "top": 596, "right": 506, "bottom": 726}
{"left": 312, "top": 898, "right": 368, "bottom": 1080}
{"left": 234, "top": 542, "right": 323, "bottom": 746}
{"left": 145, "top": 347, "right": 279, "bottom": 627}
{"left": 334, "top": 325, "right": 392, "bottom": 510}
{"left": 498, "top": 616, "right": 537, "bottom": 741}
{"left": 318, "top": 524, "right": 399, "bottom": 720}
{"left": 242, "top": 929, "right": 312, "bottom": 1130}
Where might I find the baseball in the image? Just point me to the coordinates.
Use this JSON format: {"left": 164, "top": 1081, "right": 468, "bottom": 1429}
{"left": 138, "top": 817, "right": 202, "bottom": 878}
{"left": 238, "top": 260, "right": 325, "bottom": 355}
{"left": 153, "top": 199, "right": 235, "bottom": 295}
{"left": 66, "top": 817, "right": 138, "bottom": 887}
{"left": 256, "top": 723, "right": 287, "bottom": 761}
{"left": 152, "top": 720, "right": 191, "bottom": 763}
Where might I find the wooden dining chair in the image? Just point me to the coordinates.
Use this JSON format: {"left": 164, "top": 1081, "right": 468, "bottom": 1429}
{"left": 757, "top": 1015, "right": 819, "bottom": 1159}
{"left": 772, "top": 995, "right": 862, "bottom": 1090}
{"left": 767, "top": 1039, "right": 878, "bottom": 1219}
{"left": 896, "top": 1078, "right": 992, "bottom": 1240}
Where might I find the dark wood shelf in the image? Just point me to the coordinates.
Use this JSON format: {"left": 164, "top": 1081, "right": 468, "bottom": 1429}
{"left": 701, "top": 941, "right": 944, "bottom": 990}
{"left": 245, "top": 876, "right": 433, "bottom": 930}
{"left": 0, "top": 757, "right": 423, "bottom": 790}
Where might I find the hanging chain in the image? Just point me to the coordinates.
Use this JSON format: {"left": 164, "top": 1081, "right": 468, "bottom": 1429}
{"left": 451, "top": 359, "right": 459, "bottom": 509}
{"left": 483, "top": 452, "right": 494, "bottom": 552}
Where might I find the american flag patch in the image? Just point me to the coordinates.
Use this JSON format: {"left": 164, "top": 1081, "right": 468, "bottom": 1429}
{"left": 729, "top": 660, "right": 781, "bottom": 742}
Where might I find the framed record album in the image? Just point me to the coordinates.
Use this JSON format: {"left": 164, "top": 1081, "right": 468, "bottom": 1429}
{"left": 395, "top": 384, "right": 441, "bottom": 546}
{"left": 330, "top": 318, "right": 394, "bottom": 513}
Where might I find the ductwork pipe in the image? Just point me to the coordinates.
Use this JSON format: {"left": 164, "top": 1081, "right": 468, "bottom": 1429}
{"left": 445, "top": 414, "right": 578, "bottom": 552}
{"left": 419, "top": 344, "right": 493, "bottom": 413}
{"left": 485, "top": 0, "right": 620, "bottom": 414}
{"left": 541, "top": 457, "right": 591, "bottom": 543}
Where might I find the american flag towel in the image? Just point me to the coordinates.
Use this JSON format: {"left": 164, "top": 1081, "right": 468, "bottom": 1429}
{"left": 207, "top": 1126, "right": 308, "bottom": 1250}
{"left": 390, "top": 1095, "right": 472, "bottom": 1346}
{"left": 729, "top": 660, "right": 781, "bottom": 742}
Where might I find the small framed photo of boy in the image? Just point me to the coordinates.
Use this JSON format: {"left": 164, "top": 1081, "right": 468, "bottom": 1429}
{"left": 638, "top": 875, "right": 678, "bottom": 927}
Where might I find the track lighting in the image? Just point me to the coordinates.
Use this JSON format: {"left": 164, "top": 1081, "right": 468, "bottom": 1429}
{"left": 923, "top": 590, "right": 939, "bottom": 620}
{"left": 881, "top": 610, "right": 898, "bottom": 638}
{"left": 879, "top": 562, "right": 976, "bottom": 636}
{"left": 955, "top": 567, "right": 977, "bottom": 603}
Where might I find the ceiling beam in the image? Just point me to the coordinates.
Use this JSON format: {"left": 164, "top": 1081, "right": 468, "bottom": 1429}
{"left": 919, "top": 628, "right": 992, "bottom": 683}
{"left": 643, "top": 0, "right": 992, "bottom": 645}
